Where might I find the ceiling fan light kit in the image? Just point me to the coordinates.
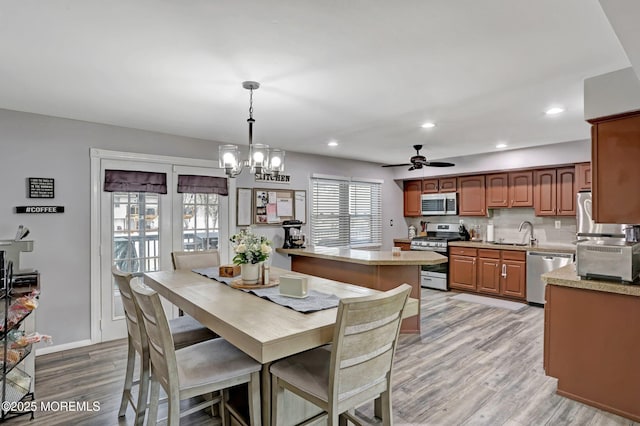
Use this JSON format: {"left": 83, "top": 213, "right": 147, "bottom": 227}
{"left": 219, "top": 81, "right": 286, "bottom": 178}
{"left": 381, "top": 144, "right": 455, "bottom": 170}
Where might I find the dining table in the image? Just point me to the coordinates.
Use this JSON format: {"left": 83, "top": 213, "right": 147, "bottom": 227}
{"left": 143, "top": 266, "right": 419, "bottom": 425}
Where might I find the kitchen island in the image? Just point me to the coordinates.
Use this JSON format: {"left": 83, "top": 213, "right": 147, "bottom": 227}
{"left": 276, "top": 246, "right": 447, "bottom": 333}
{"left": 542, "top": 264, "right": 640, "bottom": 422}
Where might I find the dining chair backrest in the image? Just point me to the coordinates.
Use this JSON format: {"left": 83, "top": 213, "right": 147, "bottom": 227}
{"left": 112, "top": 266, "right": 147, "bottom": 355}
{"left": 171, "top": 250, "right": 220, "bottom": 271}
{"left": 328, "top": 283, "right": 411, "bottom": 411}
{"left": 131, "top": 282, "right": 177, "bottom": 394}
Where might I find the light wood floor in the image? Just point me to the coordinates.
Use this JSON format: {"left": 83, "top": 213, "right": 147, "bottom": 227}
{"left": 10, "top": 289, "right": 639, "bottom": 426}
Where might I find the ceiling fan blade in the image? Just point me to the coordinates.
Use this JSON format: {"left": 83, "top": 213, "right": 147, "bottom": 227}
{"left": 381, "top": 163, "right": 412, "bottom": 167}
{"left": 424, "top": 161, "right": 455, "bottom": 167}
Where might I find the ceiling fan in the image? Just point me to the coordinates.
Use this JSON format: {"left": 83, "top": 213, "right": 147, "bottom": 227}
{"left": 381, "top": 145, "right": 455, "bottom": 170}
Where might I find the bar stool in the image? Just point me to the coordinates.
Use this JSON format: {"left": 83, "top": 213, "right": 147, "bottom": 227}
{"left": 113, "top": 267, "right": 216, "bottom": 425}
{"left": 270, "top": 284, "right": 411, "bottom": 425}
{"left": 131, "top": 280, "right": 262, "bottom": 426}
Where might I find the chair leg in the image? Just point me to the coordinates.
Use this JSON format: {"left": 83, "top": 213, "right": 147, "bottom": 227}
{"left": 221, "top": 389, "right": 230, "bottom": 426}
{"left": 147, "top": 376, "right": 160, "bottom": 426}
{"left": 118, "top": 338, "right": 136, "bottom": 417}
{"left": 134, "top": 350, "right": 150, "bottom": 426}
{"left": 380, "top": 390, "right": 392, "bottom": 426}
{"left": 167, "top": 391, "right": 181, "bottom": 426}
{"left": 248, "top": 371, "right": 262, "bottom": 426}
{"left": 271, "top": 376, "right": 284, "bottom": 426}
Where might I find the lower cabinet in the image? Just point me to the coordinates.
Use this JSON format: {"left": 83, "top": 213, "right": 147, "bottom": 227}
{"left": 449, "top": 247, "right": 477, "bottom": 291}
{"left": 450, "top": 247, "right": 526, "bottom": 301}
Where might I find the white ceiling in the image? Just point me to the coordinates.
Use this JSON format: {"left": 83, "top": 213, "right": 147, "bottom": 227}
{"left": 0, "top": 0, "right": 632, "bottom": 165}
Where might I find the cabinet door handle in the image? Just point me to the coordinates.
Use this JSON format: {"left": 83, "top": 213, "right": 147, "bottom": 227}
{"left": 501, "top": 264, "right": 507, "bottom": 278}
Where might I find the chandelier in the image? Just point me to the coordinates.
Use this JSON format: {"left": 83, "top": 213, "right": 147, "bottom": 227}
{"left": 219, "top": 81, "right": 286, "bottom": 178}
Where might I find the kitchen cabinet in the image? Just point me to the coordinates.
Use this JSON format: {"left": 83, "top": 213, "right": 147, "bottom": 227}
{"left": 423, "top": 177, "right": 457, "bottom": 193}
{"left": 476, "top": 249, "right": 525, "bottom": 299}
{"left": 458, "top": 175, "right": 486, "bottom": 216}
{"left": 403, "top": 180, "right": 422, "bottom": 217}
{"left": 486, "top": 171, "right": 533, "bottom": 208}
{"left": 534, "top": 167, "right": 576, "bottom": 216}
{"left": 449, "top": 247, "right": 477, "bottom": 291}
{"left": 575, "top": 162, "right": 591, "bottom": 191}
{"left": 477, "top": 249, "right": 500, "bottom": 294}
{"left": 591, "top": 112, "right": 640, "bottom": 223}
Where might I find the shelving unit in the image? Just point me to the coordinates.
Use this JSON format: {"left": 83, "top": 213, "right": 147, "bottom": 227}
{"left": 1, "top": 258, "right": 35, "bottom": 422}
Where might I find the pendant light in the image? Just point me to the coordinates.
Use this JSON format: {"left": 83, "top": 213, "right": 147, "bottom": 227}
{"left": 219, "top": 81, "right": 286, "bottom": 178}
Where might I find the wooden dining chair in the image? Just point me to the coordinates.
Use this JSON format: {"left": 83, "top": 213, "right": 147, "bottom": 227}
{"left": 131, "top": 280, "right": 263, "bottom": 426}
{"left": 270, "top": 283, "right": 412, "bottom": 426}
{"left": 171, "top": 249, "right": 220, "bottom": 271}
{"left": 112, "top": 267, "right": 216, "bottom": 425}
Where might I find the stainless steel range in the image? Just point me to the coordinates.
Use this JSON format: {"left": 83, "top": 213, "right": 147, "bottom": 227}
{"left": 410, "top": 223, "right": 461, "bottom": 290}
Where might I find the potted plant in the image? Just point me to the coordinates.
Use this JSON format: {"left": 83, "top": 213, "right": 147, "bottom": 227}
{"left": 230, "top": 228, "right": 272, "bottom": 284}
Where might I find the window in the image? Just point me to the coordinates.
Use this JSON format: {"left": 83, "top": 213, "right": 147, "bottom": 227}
{"left": 311, "top": 175, "right": 382, "bottom": 248}
{"left": 181, "top": 193, "right": 220, "bottom": 251}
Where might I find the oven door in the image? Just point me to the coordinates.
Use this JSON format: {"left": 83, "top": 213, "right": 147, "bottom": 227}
{"left": 421, "top": 260, "right": 448, "bottom": 290}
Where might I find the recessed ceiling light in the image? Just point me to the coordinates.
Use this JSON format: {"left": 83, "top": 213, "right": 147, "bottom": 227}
{"left": 421, "top": 122, "right": 436, "bottom": 129}
{"left": 327, "top": 140, "right": 338, "bottom": 147}
{"left": 496, "top": 143, "right": 508, "bottom": 149}
{"left": 545, "top": 107, "right": 565, "bottom": 115}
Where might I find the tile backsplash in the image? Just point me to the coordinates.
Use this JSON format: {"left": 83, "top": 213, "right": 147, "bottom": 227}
{"left": 407, "top": 208, "right": 576, "bottom": 246}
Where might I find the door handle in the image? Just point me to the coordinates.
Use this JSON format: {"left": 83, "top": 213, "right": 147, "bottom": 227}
{"left": 501, "top": 264, "right": 507, "bottom": 278}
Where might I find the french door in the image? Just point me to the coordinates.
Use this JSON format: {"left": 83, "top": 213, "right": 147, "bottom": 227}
{"left": 99, "top": 160, "right": 173, "bottom": 341}
{"left": 95, "top": 155, "right": 230, "bottom": 342}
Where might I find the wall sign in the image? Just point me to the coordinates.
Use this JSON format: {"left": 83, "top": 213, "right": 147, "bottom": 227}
{"left": 28, "top": 177, "right": 55, "bottom": 198}
{"left": 16, "top": 206, "right": 65, "bottom": 214}
{"left": 254, "top": 173, "right": 291, "bottom": 184}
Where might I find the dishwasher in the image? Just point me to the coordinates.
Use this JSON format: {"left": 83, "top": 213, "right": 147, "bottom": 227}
{"left": 526, "top": 251, "right": 574, "bottom": 305}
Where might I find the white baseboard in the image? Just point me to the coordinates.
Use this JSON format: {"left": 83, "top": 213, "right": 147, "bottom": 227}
{"left": 35, "top": 339, "right": 93, "bottom": 356}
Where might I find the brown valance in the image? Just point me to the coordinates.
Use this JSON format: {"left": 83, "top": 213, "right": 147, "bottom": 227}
{"left": 177, "top": 175, "right": 228, "bottom": 196}
{"left": 103, "top": 170, "right": 167, "bottom": 194}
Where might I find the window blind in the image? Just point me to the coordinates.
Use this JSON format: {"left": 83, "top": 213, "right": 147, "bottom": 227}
{"left": 311, "top": 176, "right": 382, "bottom": 248}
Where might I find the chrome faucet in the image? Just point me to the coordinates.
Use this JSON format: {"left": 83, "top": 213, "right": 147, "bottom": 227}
{"left": 518, "top": 220, "right": 537, "bottom": 246}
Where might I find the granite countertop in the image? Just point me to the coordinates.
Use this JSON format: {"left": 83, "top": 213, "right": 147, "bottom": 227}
{"left": 276, "top": 246, "right": 447, "bottom": 266}
{"left": 448, "top": 240, "right": 576, "bottom": 254}
{"left": 542, "top": 263, "right": 640, "bottom": 297}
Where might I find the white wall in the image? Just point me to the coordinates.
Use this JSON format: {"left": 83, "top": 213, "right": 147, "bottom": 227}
{"left": 0, "top": 108, "right": 404, "bottom": 349}
{"left": 584, "top": 67, "right": 640, "bottom": 119}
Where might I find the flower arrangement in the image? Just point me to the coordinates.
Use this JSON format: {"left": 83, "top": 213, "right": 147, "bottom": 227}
{"left": 230, "top": 228, "right": 272, "bottom": 265}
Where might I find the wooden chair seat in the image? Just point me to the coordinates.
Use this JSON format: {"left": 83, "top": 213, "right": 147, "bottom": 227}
{"left": 131, "top": 281, "right": 262, "bottom": 426}
{"left": 270, "top": 283, "right": 411, "bottom": 426}
{"left": 112, "top": 267, "right": 215, "bottom": 425}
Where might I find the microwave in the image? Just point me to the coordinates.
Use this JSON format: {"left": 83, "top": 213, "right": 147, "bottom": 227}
{"left": 421, "top": 193, "right": 458, "bottom": 216}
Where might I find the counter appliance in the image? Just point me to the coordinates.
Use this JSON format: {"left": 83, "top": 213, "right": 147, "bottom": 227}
{"left": 576, "top": 239, "right": 640, "bottom": 282}
{"left": 421, "top": 193, "right": 457, "bottom": 216}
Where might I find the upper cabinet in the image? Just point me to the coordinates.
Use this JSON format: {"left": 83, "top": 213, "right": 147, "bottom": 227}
{"left": 534, "top": 167, "right": 576, "bottom": 216}
{"left": 458, "top": 175, "right": 486, "bottom": 216}
{"left": 486, "top": 172, "right": 533, "bottom": 209}
{"left": 591, "top": 112, "right": 640, "bottom": 223}
{"left": 403, "top": 179, "right": 422, "bottom": 217}
{"left": 575, "top": 162, "right": 591, "bottom": 191}
{"left": 423, "top": 177, "right": 457, "bottom": 193}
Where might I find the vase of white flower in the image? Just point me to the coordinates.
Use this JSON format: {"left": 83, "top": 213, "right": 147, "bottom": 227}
{"left": 230, "top": 228, "right": 272, "bottom": 284}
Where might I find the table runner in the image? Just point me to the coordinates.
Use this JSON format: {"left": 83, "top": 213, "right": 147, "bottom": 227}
{"left": 192, "top": 267, "right": 340, "bottom": 313}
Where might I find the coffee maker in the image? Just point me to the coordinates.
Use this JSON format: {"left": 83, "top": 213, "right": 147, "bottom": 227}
{"left": 282, "top": 220, "right": 305, "bottom": 249}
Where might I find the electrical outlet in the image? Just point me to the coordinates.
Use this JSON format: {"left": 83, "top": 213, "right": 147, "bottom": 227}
{"left": 389, "top": 219, "right": 393, "bottom": 227}
{"left": 459, "top": 219, "right": 464, "bottom": 225}
{"left": 555, "top": 220, "right": 561, "bottom": 229}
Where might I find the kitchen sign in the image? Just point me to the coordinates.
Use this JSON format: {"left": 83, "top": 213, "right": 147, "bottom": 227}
{"left": 16, "top": 206, "right": 65, "bottom": 214}
{"left": 28, "top": 177, "right": 55, "bottom": 198}
{"left": 254, "top": 173, "right": 291, "bottom": 184}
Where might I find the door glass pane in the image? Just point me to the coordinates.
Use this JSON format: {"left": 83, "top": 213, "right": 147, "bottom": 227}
{"left": 182, "top": 193, "right": 219, "bottom": 251}
{"left": 112, "top": 192, "right": 161, "bottom": 319}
